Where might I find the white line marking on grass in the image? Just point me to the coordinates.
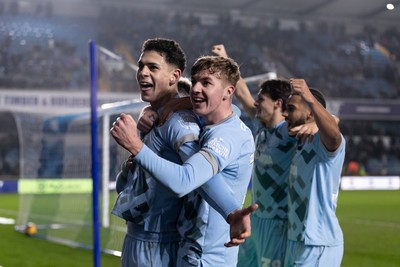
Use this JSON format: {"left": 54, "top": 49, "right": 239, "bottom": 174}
{"left": 13, "top": 211, "right": 89, "bottom": 225}
{"left": 0, "top": 208, "right": 19, "bottom": 216}
{"left": 344, "top": 219, "right": 400, "bottom": 228}
{"left": 0, "top": 216, "right": 15, "bottom": 224}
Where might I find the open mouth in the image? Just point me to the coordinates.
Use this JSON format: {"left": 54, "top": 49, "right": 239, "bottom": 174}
{"left": 191, "top": 96, "right": 205, "bottom": 103}
{"left": 139, "top": 82, "right": 153, "bottom": 90}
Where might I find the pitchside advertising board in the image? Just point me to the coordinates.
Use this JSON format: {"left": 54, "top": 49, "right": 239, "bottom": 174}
{"left": 1, "top": 90, "right": 400, "bottom": 118}
{"left": 0, "top": 179, "right": 93, "bottom": 194}
{"left": 1, "top": 176, "right": 398, "bottom": 193}
{"left": 1, "top": 90, "right": 400, "bottom": 191}
{"left": 326, "top": 99, "right": 400, "bottom": 121}
{"left": 340, "top": 176, "right": 400, "bottom": 190}
{"left": 0, "top": 90, "right": 141, "bottom": 114}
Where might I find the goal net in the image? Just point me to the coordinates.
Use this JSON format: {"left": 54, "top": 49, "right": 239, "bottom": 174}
{"left": 15, "top": 43, "right": 146, "bottom": 256}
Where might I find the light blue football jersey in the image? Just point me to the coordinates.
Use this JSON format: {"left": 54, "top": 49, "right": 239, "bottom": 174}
{"left": 111, "top": 109, "right": 200, "bottom": 241}
{"left": 135, "top": 114, "right": 255, "bottom": 266}
{"left": 252, "top": 120, "right": 297, "bottom": 219}
{"left": 239, "top": 120, "right": 297, "bottom": 267}
{"left": 287, "top": 133, "right": 345, "bottom": 246}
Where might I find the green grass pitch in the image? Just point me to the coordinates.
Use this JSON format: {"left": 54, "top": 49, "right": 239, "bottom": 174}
{"left": 0, "top": 190, "right": 399, "bottom": 266}
{"left": 0, "top": 193, "right": 120, "bottom": 267}
{"left": 243, "top": 190, "right": 400, "bottom": 267}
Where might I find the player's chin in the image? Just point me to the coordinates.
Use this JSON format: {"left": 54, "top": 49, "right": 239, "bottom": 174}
{"left": 286, "top": 121, "right": 293, "bottom": 131}
{"left": 287, "top": 122, "right": 297, "bottom": 137}
{"left": 192, "top": 104, "right": 206, "bottom": 115}
{"left": 140, "top": 90, "right": 154, "bottom": 102}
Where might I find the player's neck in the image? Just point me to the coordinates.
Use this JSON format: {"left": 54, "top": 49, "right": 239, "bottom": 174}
{"left": 265, "top": 114, "right": 285, "bottom": 128}
{"left": 151, "top": 90, "right": 178, "bottom": 110}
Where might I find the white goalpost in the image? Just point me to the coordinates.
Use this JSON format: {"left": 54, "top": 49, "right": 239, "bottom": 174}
{"left": 14, "top": 98, "right": 146, "bottom": 255}
{"left": 13, "top": 42, "right": 145, "bottom": 257}
{"left": 99, "top": 99, "right": 146, "bottom": 229}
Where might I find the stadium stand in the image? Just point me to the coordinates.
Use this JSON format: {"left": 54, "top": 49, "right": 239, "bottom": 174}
{"left": 0, "top": 4, "right": 400, "bottom": 177}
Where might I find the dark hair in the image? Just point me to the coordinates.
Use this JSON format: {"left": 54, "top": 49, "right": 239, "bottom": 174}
{"left": 142, "top": 38, "right": 186, "bottom": 72}
{"left": 259, "top": 79, "right": 291, "bottom": 111}
{"left": 309, "top": 87, "right": 326, "bottom": 108}
{"left": 191, "top": 56, "right": 240, "bottom": 86}
{"left": 178, "top": 77, "right": 191, "bottom": 95}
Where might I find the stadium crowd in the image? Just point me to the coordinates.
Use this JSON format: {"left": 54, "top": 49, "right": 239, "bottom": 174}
{"left": 0, "top": 4, "right": 400, "bottom": 177}
{"left": 1, "top": 6, "right": 399, "bottom": 97}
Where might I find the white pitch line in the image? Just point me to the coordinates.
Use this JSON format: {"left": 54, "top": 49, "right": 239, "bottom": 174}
{"left": 0, "top": 216, "right": 15, "bottom": 224}
{"left": 1, "top": 209, "right": 126, "bottom": 232}
{"left": 0, "top": 208, "right": 19, "bottom": 216}
{"left": 342, "top": 218, "right": 400, "bottom": 229}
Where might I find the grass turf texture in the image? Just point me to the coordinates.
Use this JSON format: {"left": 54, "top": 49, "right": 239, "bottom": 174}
{"left": 244, "top": 190, "right": 400, "bottom": 267}
{"left": 0, "top": 193, "right": 120, "bottom": 267}
{"left": 0, "top": 190, "right": 399, "bottom": 266}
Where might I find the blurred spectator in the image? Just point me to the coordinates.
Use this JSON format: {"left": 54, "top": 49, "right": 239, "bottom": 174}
{"left": 1, "top": 7, "right": 400, "bottom": 176}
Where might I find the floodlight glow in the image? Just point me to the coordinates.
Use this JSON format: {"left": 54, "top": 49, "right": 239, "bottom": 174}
{"left": 386, "top": 3, "right": 395, "bottom": 10}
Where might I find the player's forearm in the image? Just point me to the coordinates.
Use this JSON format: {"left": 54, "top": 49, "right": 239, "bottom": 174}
{"left": 291, "top": 78, "right": 341, "bottom": 151}
{"left": 212, "top": 44, "right": 256, "bottom": 117}
{"left": 309, "top": 101, "right": 342, "bottom": 151}
{"left": 125, "top": 137, "right": 143, "bottom": 156}
{"left": 134, "top": 145, "right": 215, "bottom": 197}
{"left": 198, "top": 177, "right": 241, "bottom": 220}
{"left": 235, "top": 78, "right": 256, "bottom": 118}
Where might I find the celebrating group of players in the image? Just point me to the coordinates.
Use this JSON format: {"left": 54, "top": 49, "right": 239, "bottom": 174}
{"left": 110, "top": 39, "right": 345, "bottom": 267}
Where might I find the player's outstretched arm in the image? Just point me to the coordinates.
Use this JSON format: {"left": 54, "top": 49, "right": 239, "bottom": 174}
{"left": 289, "top": 121, "right": 318, "bottom": 143}
{"left": 289, "top": 114, "right": 340, "bottom": 144}
{"left": 290, "top": 78, "right": 341, "bottom": 151}
{"left": 224, "top": 203, "right": 259, "bottom": 247}
{"left": 212, "top": 44, "right": 256, "bottom": 118}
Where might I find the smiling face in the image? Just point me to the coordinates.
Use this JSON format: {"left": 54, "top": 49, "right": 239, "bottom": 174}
{"left": 136, "top": 50, "right": 179, "bottom": 109}
{"left": 282, "top": 94, "right": 311, "bottom": 131}
{"left": 190, "top": 69, "right": 233, "bottom": 124}
{"left": 254, "top": 90, "right": 279, "bottom": 127}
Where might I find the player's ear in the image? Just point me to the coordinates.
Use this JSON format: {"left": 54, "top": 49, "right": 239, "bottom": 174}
{"left": 307, "top": 110, "right": 313, "bottom": 121}
{"left": 223, "top": 85, "right": 234, "bottom": 100}
{"left": 169, "top": 69, "right": 181, "bottom": 86}
{"left": 275, "top": 98, "right": 283, "bottom": 109}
